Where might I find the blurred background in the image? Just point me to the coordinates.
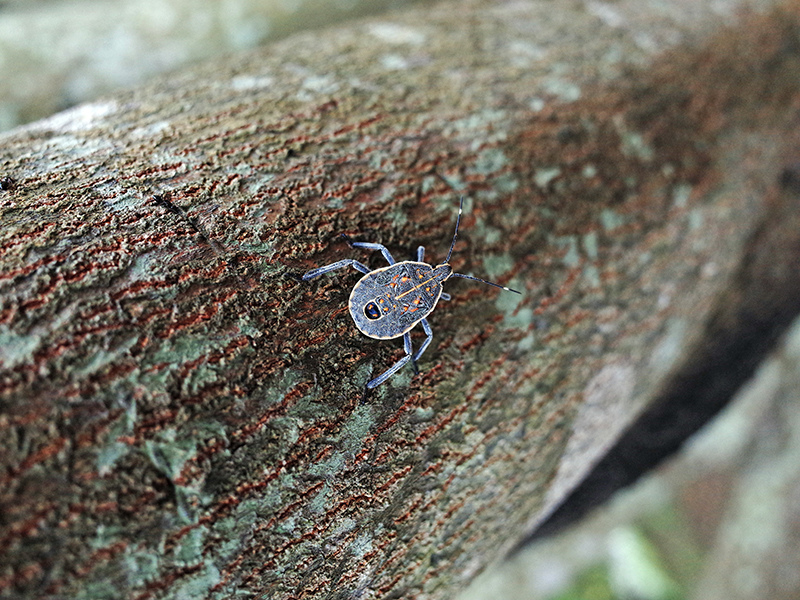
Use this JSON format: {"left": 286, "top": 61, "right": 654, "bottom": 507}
{"left": 1, "top": 1, "right": 798, "bottom": 598}
{"left": 459, "top": 315, "right": 800, "bottom": 600}
{"left": 0, "top": 0, "right": 424, "bottom": 132}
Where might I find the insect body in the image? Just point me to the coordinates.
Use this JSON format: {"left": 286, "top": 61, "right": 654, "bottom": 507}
{"left": 349, "top": 261, "right": 451, "bottom": 339}
{"left": 302, "top": 198, "right": 520, "bottom": 389}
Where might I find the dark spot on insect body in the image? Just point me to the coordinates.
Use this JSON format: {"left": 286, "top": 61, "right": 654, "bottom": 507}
{"left": 364, "top": 302, "right": 381, "bottom": 320}
{"left": 0, "top": 176, "right": 15, "bottom": 191}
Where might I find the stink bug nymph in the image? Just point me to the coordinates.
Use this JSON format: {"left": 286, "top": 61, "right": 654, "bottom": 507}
{"left": 302, "top": 198, "right": 521, "bottom": 389}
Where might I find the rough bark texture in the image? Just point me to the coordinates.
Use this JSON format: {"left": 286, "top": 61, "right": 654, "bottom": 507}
{"left": 2, "top": 0, "right": 800, "bottom": 599}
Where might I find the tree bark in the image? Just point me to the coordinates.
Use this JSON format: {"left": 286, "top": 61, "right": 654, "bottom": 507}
{"left": 2, "top": 0, "right": 800, "bottom": 598}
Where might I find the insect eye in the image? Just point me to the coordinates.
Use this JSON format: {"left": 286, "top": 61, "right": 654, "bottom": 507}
{"left": 364, "top": 302, "right": 381, "bottom": 320}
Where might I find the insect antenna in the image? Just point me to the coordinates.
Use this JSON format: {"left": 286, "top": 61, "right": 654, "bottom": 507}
{"left": 444, "top": 196, "right": 465, "bottom": 263}
{"left": 444, "top": 197, "right": 521, "bottom": 294}
{"left": 451, "top": 272, "right": 521, "bottom": 294}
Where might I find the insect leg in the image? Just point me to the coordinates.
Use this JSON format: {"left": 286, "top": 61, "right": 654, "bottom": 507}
{"left": 417, "top": 245, "right": 425, "bottom": 262}
{"left": 440, "top": 293, "right": 451, "bottom": 301}
{"left": 348, "top": 242, "right": 396, "bottom": 265}
{"left": 408, "top": 331, "right": 420, "bottom": 375}
{"left": 366, "top": 331, "right": 413, "bottom": 389}
{"left": 302, "top": 259, "right": 370, "bottom": 280}
{"left": 413, "top": 318, "right": 433, "bottom": 362}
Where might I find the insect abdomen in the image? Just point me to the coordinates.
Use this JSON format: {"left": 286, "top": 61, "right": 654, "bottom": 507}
{"left": 348, "top": 262, "right": 441, "bottom": 339}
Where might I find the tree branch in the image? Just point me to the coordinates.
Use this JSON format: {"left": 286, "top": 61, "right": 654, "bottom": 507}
{"left": 2, "top": 0, "right": 800, "bottom": 598}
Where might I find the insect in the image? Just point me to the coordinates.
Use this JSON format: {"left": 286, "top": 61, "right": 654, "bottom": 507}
{"left": 302, "top": 198, "right": 521, "bottom": 389}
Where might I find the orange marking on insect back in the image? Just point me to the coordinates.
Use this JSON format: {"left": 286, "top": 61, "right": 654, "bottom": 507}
{"left": 397, "top": 277, "right": 437, "bottom": 299}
